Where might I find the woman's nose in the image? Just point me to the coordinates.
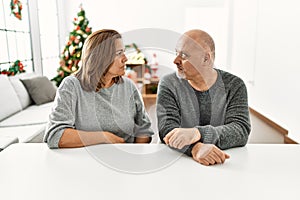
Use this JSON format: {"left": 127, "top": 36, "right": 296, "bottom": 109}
{"left": 123, "top": 54, "right": 128, "bottom": 63}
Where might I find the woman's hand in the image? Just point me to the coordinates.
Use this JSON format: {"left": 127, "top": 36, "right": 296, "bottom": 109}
{"left": 59, "top": 129, "right": 125, "bottom": 148}
{"left": 134, "top": 136, "right": 151, "bottom": 143}
{"left": 102, "top": 131, "right": 125, "bottom": 144}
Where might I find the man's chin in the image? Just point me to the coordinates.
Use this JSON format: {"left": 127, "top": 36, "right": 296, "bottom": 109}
{"left": 176, "top": 71, "right": 186, "bottom": 79}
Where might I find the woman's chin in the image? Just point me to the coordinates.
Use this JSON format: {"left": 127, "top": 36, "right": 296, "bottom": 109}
{"left": 118, "top": 72, "right": 125, "bottom": 77}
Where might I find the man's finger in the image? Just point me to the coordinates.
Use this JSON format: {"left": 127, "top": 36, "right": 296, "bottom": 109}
{"left": 225, "top": 153, "right": 230, "bottom": 159}
{"left": 177, "top": 140, "right": 185, "bottom": 149}
{"left": 211, "top": 151, "right": 222, "bottom": 164}
{"left": 168, "top": 132, "right": 178, "bottom": 147}
{"left": 171, "top": 136, "right": 182, "bottom": 149}
{"left": 164, "top": 130, "right": 175, "bottom": 144}
{"left": 205, "top": 156, "right": 216, "bottom": 165}
{"left": 198, "top": 159, "right": 209, "bottom": 166}
{"left": 213, "top": 147, "right": 226, "bottom": 163}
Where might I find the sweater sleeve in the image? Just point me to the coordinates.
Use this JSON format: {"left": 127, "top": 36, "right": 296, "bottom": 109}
{"left": 133, "top": 90, "right": 154, "bottom": 138}
{"left": 156, "top": 80, "right": 195, "bottom": 156}
{"left": 196, "top": 81, "right": 251, "bottom": 150}
{"left": 157, "top": 84, "right": 180, "bottom": 141}
{"left": 43, "top": 78, "right": 76, "bottom": 149}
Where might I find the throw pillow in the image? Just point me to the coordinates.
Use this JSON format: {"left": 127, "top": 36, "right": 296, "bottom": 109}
{"left": 21, "top": 76, "right": 57, "bottom": 105}
{"left": 9, "top": 76, "right": 33, "bottom": 109}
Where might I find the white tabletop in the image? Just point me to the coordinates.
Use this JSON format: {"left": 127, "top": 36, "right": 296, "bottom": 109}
{"left": 0, "top": 143, "right": 300, "bottom": 200}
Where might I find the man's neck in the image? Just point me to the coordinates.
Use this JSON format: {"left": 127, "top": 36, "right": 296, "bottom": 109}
{"left": 188, "top": 68, "right": 218, "bottom": 92}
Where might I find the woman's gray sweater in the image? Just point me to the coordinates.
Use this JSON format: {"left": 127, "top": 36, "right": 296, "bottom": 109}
{"left": 44, "top": 76, "right": 154, "bottom": 148}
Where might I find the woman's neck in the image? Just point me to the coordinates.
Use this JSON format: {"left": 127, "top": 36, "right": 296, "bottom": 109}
{"left": 103, "top": 78, "right": 114, "bottom": 88}
{"left": 102, "top": 72, "right": 118, "bottom": 88}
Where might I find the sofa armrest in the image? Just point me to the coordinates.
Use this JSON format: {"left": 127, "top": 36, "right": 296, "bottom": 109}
{"left": 0, "top": 136, "right": 19, "bottom": 151}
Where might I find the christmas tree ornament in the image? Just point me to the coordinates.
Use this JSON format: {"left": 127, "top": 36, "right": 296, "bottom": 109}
{"left": 0, "top": 60, "right": 26, "bottom": 76}
{"left": 150, "top": 53, "right": 159, "bottom": 78}
{"left": 10, "top": 0, "right": 22, "bottom": 20}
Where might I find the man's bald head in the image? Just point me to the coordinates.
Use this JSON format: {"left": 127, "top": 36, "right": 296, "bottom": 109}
{"left": 184, "top": 29, "right": 215, "bottom": 61}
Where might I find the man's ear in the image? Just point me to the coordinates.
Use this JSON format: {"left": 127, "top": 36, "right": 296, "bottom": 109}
{"left": 204, "top": 53, "right": 209, "bottom": 62}
{"left": 204, "top": 52, "right": 212, "bottom": 63}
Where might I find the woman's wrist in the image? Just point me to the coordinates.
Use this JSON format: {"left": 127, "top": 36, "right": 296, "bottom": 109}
{"left": 134, "top": 136, "right": 151, "bottom": 143}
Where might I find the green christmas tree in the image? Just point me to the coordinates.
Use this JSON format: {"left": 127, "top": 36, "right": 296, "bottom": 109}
{"left": 52, "top": 5, "right": 92, "bottom": 86}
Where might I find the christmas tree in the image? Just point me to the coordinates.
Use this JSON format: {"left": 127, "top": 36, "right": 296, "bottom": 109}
{"left": 51, "top": 5, "right": 92, "bottom": 86}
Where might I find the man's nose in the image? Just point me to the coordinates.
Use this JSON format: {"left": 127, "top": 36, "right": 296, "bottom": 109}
{"left": 173, "top": 55, "right": 181, "bottom": 65}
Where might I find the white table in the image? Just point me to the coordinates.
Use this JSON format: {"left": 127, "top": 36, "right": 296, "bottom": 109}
{"left": 1, "top": 143, "right": 300, "bottom": 200}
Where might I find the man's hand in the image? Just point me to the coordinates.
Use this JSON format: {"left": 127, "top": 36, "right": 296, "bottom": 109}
{"left": 191, "top": 143, "right": 230, "bottom": 166}
{"left": 164, "top": 128, "right": 201, "bottom": 149}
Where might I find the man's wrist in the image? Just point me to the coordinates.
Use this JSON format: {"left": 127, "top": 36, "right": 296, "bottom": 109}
{"left": 191, "top": 142, "right": 202, "bottom": 157}
{"left": 194, "top": 128, "right": 201, "bottom": 142}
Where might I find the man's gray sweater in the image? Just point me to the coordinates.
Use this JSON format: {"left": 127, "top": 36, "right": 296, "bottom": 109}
{"left": 156, "top": 69, "right": 251, "bottom": 156}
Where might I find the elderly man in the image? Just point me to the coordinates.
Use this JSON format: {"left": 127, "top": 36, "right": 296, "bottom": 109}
{"left": 156, "top": 29, "right": 251, "bottom": 166}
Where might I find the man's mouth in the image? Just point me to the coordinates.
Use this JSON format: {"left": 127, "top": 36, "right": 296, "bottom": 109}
{"left": 177, "top": 66, "right": 183, "bottom": 71}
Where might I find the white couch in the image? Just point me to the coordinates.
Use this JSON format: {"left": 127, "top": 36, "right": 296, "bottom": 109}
{"left": 0, "top": 74, "right": 54, "bottom": 151}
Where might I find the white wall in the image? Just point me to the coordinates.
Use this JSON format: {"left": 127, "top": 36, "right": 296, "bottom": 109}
{"left": 61, "top": 0, "right": 300, "bottom": 141}
{"left": 61, "top": 0, "right": 186, "bottom": 34}
{"left": 60, "top": 0, "right": 236, "bottom": 71}
{"left": 184, "top": 0, "right": 232, "bottom": 69}
{"left": 231, "top": 0, "right": 300, "bottom": 141}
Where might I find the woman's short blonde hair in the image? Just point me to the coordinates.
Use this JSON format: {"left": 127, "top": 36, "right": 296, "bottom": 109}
{"left": 75, "top": 29, "right": 122, "bottom": 92}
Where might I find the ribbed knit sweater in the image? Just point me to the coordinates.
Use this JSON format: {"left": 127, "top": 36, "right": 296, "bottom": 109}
{"left": 156, "top": 69, "right": 251, "bottom": 156}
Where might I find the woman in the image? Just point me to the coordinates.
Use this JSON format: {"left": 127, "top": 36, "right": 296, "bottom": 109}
{"left": 44, "top": 29, "right": 154, "bottom": 148}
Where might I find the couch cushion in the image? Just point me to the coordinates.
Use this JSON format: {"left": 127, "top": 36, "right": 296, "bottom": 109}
{"left": 9, "top": 76, "right": 33, "bottom": 109}
{"left": 0, "top": 75, "right": 22, "bottom": 121}
{"left": 0, "top": 102, "right": 53, "bottom": 127}
{"left": 21, "top": 76, "right": 57, "bottom": 105}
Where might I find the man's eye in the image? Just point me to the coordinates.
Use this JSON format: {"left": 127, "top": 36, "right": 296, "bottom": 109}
{"left": 181, "top": 53, "right": 188, "bottom": 59}
{"left": 176, "top": 51, "right": 189, "bottom": 60}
